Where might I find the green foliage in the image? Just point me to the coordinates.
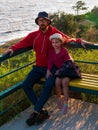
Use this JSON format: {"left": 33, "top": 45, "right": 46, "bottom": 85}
{"left": 51, "top": 12, "right": 78, "bottom": 37}
{"left": 84, "top": 6, "right": 98, "bottom": 29}
{"left": 82, "top": 93, "right": 98, "bottom": 103}
{"left": 69, "top": 48, "right": 98, "bottom": 74}
{"left": 0, "top": 50, "right": 35, "bottom": 91}
{"left": 83, "top": 8, "right": 98, "bottom": 41}
{"left": 50, "top": 11, "right": 98, "bottom": 42}
{"left": 85, "top": 12, "right": 98, "bottom": 26}
{"left": 0, "top": 49, "right": 34, "bottom": 125}
{"left": 74, "top": 14, "right": 85, "bottom": 22}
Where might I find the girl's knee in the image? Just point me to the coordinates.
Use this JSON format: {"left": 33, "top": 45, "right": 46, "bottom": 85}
{"left": 62, "top": 77, "right": 70, "bottom": 86}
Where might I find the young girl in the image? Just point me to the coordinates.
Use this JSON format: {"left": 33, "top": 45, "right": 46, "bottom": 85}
{"left": 46, "top": 33, "right": 81, "bottom": 114}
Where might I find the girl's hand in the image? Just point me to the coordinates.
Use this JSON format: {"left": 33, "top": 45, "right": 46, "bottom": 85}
{"left": 46, "top": 70, "right": 52, "bottom": 78}
{"left": 55, "top": 70, "right": 59, "bottom": 75}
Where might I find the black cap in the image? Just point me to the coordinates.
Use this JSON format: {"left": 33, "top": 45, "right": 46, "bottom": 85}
{"left": 35, "top": 11, "right": 51, "bottom": 25}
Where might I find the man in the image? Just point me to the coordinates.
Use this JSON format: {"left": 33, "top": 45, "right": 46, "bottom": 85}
{"left": 3, "top": 11, "right": 91, "bottom": 126}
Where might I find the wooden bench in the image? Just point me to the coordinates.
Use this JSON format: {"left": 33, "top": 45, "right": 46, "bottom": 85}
{"left": 69, "top": 73, "right": 98, "bottom": 95}
{"left": 0, "top": 73, "right": 98, "bottom": 101}
{"left": 0, "top": 43, "right": 98, "bottom": 117}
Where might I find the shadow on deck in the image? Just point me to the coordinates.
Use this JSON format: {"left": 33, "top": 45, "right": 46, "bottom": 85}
{"left": 0, "top": 95, "right": 98, "bottom": 130}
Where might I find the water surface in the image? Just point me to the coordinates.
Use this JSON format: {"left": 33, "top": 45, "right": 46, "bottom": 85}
{"left": 0, "top": 0, "right": 98, "bottom": 45}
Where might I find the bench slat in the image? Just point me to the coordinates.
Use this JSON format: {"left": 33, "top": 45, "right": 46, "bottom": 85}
{"left": 69, "top": 73, "right": 98, "bottom": 91}
{"left": 82, "top": 76, "right": 98, "bottom": 80}
{"left": 82, "top": 78, "right": 98, "bottom": 84}
{"left": 70, "top": 81, "right": 98, "bottom": 90}
{"left": 82, "top": 73, "right": 98, "bottom": 78}
{"left": 74, "top": 78, "right": 98, "bottom": 84}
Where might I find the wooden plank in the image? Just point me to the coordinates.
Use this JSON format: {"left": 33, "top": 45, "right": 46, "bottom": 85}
{"left": 81, "top": 78, "right": 98, "bottom": 82}
{"left": 71, "top": 79, "right": 98, "bottom": 84}
{"left": 0, "top": 73, "right": 98, "bottom": 100}
{"left": 69, "top": 72, "right": 98, "bottom": 91}
{"left": 82, "top": 73, "right": 98, "bottom": 78}
{"left": 70, "top": 82, "right": 98, "bottom": 90}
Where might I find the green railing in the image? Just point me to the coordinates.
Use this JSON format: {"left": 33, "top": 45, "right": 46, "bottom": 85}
{"left": 0, "top": 43, "right": 98, "bottom": 124}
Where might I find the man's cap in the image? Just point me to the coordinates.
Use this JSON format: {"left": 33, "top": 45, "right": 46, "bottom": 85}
{"left": 35, "top": 11, "right": 51, "bottom": 25}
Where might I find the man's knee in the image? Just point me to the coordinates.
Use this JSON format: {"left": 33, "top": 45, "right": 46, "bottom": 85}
{"left": 22, "top": 79, "right": 33, "bottom": 90}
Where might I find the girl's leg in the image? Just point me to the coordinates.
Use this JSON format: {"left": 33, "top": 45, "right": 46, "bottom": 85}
{"left": 55, "top": 77, "right": 64, "bottom": 109}
{"left": 62, "top": 77, "right": 70, "bottom": 101}
{"left": 55, "top": 77, "right": 62, "bottom": 97}
{"left": 61, "top": 77, "right": 70, "bottom": 114}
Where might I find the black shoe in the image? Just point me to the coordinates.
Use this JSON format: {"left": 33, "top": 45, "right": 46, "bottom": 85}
{"left": 26, "top": 112, "right": 39, "bottom": 126}
{"left": 40, "top": 109, "right": 49, "bottom": 115}
{"left": 26, "top": 110, "right": 49, "bottom": 126}
{"left": 36, "top": 110, "right": 50, "bottom": 124}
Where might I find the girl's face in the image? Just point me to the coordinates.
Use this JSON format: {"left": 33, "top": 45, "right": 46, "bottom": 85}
{"left": 51, "top": 38, "right": 62, "bottom": 49}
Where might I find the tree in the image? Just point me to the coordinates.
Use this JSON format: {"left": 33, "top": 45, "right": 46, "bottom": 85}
{"left": 72, "top": 1, "right": 88, "bottom": 15}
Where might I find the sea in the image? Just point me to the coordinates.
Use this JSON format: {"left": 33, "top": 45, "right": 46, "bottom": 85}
{"left": 0, "top": 0, "right": 98, "bottom": 45}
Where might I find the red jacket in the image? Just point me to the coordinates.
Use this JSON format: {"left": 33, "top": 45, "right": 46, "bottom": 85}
{"left": 11, "top": 25, "right": 75, "bottom": 67}
{"left": 48, "top": 47, "right": 72, "bottom": 70}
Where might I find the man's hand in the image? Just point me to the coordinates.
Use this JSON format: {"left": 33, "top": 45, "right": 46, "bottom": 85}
{"left": 2, "top": 48, "right": 14, "bottom": 56}
{"left": 76, "top": 38, "right": 93, "bottom": 49}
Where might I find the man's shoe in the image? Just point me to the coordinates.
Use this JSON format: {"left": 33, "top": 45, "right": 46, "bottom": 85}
{"left": 26, "top": 112, "right": 39, "bottom": 126}
{"left": 36, "top": 110, "right": 50, "bottom": 124}
{"left": 26, "top": 110, "right": 49, "bottom": 126}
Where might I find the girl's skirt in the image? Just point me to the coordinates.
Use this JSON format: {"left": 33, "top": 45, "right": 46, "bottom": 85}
{"left": 57, "top": 60, "right": 81, "bottom": 79}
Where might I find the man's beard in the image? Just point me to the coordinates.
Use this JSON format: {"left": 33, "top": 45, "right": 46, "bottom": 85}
{"left": 40, "top": 24, "right": 48, "bottom": 31}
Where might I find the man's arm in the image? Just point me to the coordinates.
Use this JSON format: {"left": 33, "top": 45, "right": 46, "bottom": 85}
{"left": 2, "top": 33, "right": 34, "bottom": 56}
{"left": 55, "top": 28, "right": 93, "bottom": 48}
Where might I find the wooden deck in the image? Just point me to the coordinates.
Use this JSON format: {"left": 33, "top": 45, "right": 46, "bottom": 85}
{"left": 0, "top": 95, "right": 98, "bottom": 130}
